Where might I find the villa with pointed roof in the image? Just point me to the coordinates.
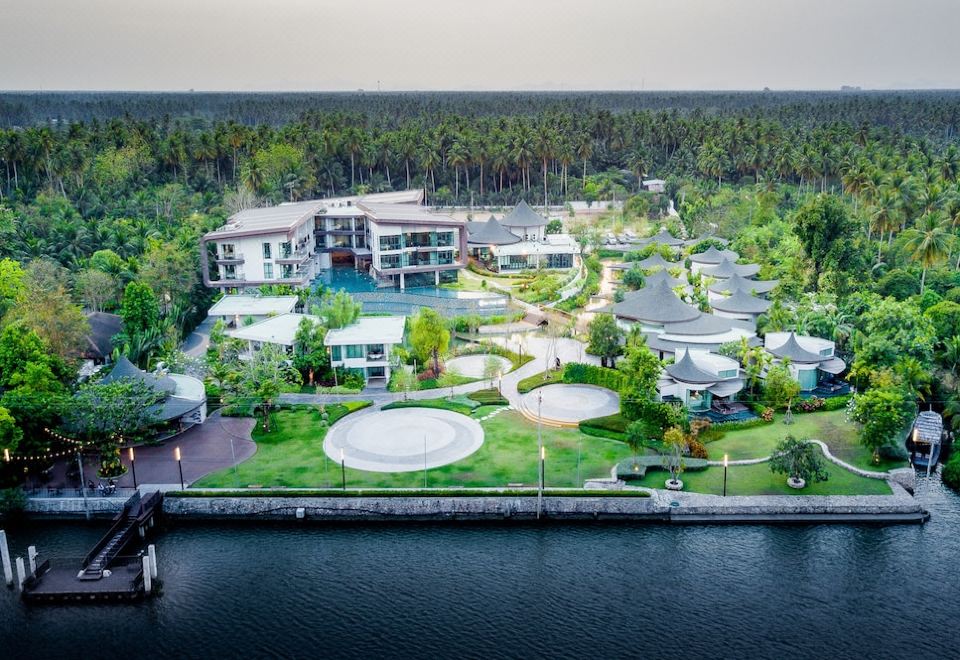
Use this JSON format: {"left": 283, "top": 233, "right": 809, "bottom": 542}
{"left": 640, "top": 227, "right": 685, "bottom": 250}
{"left": 689, "top": 246, "right": 740, "bottom": 274}
{"left": 466, "top": 201, "right": 577, "bottom": 271}
{"left": 657, "top": 349, "right": 745, "bottom": 413}
{"left": 764, "top": 332, "right": 847, "bottom": 392}
{"left": 708, "top": 272, "right": 779, "bottom": 299}
{"left": 700, "top": 257, "right": 761, "bottom": 279}
{"left": 710, "top": 288, "right": 772, "bottom": 323}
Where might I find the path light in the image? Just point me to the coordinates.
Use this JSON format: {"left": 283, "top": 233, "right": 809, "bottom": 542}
{"left": 129, "top": 447, "right": 137, "bottom": 489}
{"left": 175, "top": 446, "right": 184, "bottom": 491}
{"left": 723, "top": 454, "right": 729, "bottom": 497}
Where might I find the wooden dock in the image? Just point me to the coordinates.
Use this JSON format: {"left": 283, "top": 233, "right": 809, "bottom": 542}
{"left": 19, "top": 491, "right": 163, "bottom": 603}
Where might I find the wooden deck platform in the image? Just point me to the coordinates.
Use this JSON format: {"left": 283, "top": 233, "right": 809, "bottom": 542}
{"left": 23, "top": 560, "right": 145, "bottom": 603}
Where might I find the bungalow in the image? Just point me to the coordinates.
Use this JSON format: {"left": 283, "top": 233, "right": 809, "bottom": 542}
{"left": 707, "top": 272, "right": 779, "bottom": 301}
{"left": 80, "top": 312, "right": 122, "bottom": 377}
{"left": 642, "top": 178, "right": 666, "bottom": 193}
{"left": 227, "top": 312, "right": 321, "bottom": 355}
{"left": 324, "top": 316, "right": 406, "bottom": 385}
{"left": 657, "top": 349, "right": 745, "bottom": 413}
{"left": 700, "top": 257, "right": 761, "bottom": 280}
{"left": 763, "top": 332, "right": 846, "bottom": 392}
{"left": 688, "top": 246, "right": 740, "bottom": 275}
{"left": 639, "top": 227, "right": 685, "bottom": 253}
{"left": 710, "top": 288, "right": 772, "bottom": 324}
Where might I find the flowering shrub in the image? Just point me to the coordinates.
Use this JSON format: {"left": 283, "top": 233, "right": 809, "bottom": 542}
{"left": 417, "top": 368, "right": 438, "bottom": 382}
{"left": 796, "top": 397, "right": 826, "bottom": 413}
{"left": 760, "top": 407, "right": 775, "bottom": 422}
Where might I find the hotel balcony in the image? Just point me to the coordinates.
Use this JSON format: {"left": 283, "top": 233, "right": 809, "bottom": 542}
{"left": 275, "top": 247, "right": 312, "bottom": 265}
{"left": 215, "top": 254, "right": 245, "bottom": 265}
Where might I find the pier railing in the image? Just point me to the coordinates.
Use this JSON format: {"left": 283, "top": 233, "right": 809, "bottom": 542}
{"left": 25, "top": 486, "right": 139, "bottom": 499}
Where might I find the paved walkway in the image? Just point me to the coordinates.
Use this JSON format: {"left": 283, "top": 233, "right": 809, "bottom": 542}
{"left": 519, "top": 384, "right": 620, "bottom": 425}
{"left": 446, "top": 354, "right": 511, "bottom": 379}
{"left": 182, "top": 317, "right": 215, "bottom": 357}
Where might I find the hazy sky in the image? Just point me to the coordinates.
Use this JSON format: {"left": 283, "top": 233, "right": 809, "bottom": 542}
{"left": 2, "top": 0, "right": 959, "bottom": 91}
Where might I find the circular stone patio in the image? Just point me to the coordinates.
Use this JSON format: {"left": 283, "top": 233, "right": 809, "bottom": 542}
{"left": 445, "top": 354, "right": 511, "bottom": 379}
{"left": 522, "top": 384, "right": 620, "bottom": 424}
{"left": 323, "top": 408, "right": 485, "bottom": 472}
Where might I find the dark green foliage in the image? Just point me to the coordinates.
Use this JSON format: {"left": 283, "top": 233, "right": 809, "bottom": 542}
{"left": 768, "top": 436, "right": 829, "bottom": 485}
{"left": 467, "top": 388, "right": 509, "bottom": 406}
{"left": 561, "top": 362, "right": 625, "bottom": 391}
{"left": 579, "top": 413, "right": 632, "bottom": 440}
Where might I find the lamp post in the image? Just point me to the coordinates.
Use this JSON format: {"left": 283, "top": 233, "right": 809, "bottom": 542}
{"left": 723, "top": 453, "right": 729, "bottom": 497}
{"left": 128, "top": 447, "right": 137, "bottom": 489}
{"left": 340, "top": 447, "right": 346, "bottom": 490}
{"left": 174, "top": 446, "right": 184, "bottom": 491}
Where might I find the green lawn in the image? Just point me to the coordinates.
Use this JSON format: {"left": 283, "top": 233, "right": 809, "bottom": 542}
{"left": 629, "top": 449, "right": 892, "bottom": 496}
{"left": 195, "top": 403, "right": 370, "bottom": 489}
{"left": 196, "top": 408, "right": 631, "bottom": 489}
{"left": 706, "top": 410, "right": 908, "bottom": 472}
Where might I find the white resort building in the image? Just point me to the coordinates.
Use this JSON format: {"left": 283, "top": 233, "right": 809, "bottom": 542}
{"left": 657, "top": 349, "right": 745, "bottom": 413}
{"left": 324, "top": 316, "right": 406, "bottom": 385}
{"left": 466, "top": 201, "right": 578, "bottom": 271}
{"left": 201, "top": 190, "right": 468, "bottom": 292}
{"left": 763, "top": 332, "right": 847, "bottom": 392}
{"left": 207, "top": 295, "right": 299, "bottom": 327}
{"left": 227, "top": 313, "right": 320, "bottom": 355}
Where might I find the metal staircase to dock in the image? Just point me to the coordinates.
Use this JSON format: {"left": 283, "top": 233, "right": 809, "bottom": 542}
{"left": 80, "top": 490, "right": 162, "bottom": 580}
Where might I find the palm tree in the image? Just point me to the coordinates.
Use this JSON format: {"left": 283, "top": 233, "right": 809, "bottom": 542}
{"left": 902, "top": 212, "right": 954, "bottom": 293}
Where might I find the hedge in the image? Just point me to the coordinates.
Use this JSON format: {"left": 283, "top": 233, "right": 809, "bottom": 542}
{"left": 562, "top": 362, "right": 625, "bottom": 391}
{"left": 942, "top": 453, "right": 960, "bottom": 492}
{"left": 517, "top": 370, "right": 564, "bottom": 393}
{"left": 382, "top": 397, "right": 476, "bottom": 416}
{"left": 579, "top": 413, "right": 631, "bottom": 440}
{"left": 168, "top": 488, "right": 651, "bottom": 498}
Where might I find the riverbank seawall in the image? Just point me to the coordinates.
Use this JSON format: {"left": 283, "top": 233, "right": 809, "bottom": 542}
{"left": 24, "top": 486, "right": 927, "bottom": 524}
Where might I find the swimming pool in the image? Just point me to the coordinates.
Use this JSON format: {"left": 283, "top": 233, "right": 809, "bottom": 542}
{"left": 314, "top": 267, "right": 503, "bottom": 301}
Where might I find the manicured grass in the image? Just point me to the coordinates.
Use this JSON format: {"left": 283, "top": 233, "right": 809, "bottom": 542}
{"left": 516, "top": 369, "right": 563, "bottom": 393}
{"left": 195, "top": 403, "right": 370, "bottom": 489}
{"left": 418, "top": 373, "right": 479, "bottom": 390}
{"left": 472, "top": 405, "right": 504, "bottom": 418}
{"left": 705, "top": 409, "right": 907, "bottom": 471}
{"left": 468, "top": 387, "right": 509, "bottom": 406}
{"left": 630, "top": 449, "right": 892, "bottom": 496}
{"left": 199, "top": 409, "right": 632, "bottom": 489}
{"left": 579, "top": 413, "right": 631, "bottom": 440}
{"left": 383, "top": 397, "right": 478, "bottom": 416}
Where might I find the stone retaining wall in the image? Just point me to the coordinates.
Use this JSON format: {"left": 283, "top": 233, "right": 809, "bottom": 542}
{"left": 162, "top": 495, "right": 663, "bottom": 520}
{"left": 26, "top": 497, "right": 128, "bottom": 516}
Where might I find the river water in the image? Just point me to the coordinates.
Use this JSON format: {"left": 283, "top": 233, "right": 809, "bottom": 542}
{"left": 2, "top": 477, "right": 959, "bottom": 660}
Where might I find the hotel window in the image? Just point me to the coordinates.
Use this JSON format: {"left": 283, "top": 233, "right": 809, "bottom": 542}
{"left": 346, "top": 345, "right": 364, "bottom": 359}
{"left": 262, "top": 242, "right": 272, "bottom": 259}
{"left": 380, "top": 235, "right": 401, "bottom": 251}
{"left": 330, "top": 346, "right": 342, "bottom": 361}
{"left": 718, "top": 369, "right": 738, "bottom": 379}
{"left": 221, "top": 243, "right": 236, "bottom": 259}
{"left": 819, "top": 347, "right": 833, "bottom": 357}
{"left": 263, "top": 263, "right": 274, "bottom": 280}
{"left": 436, "top": 231, "right": 454, "bottom": 247}
{"left": 380, "top": 254, "right": 401, "bottom": 269}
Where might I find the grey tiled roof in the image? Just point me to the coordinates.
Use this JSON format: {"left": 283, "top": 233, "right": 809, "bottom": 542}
{"left": 467, "top": 217, "right": 522, "bottom": 246}
{"left": 666, "top": 351, "right": 718, "bottom": 384}
{"left": 500, "top": 200, "right": 547, "bottom": 228}
{"left": 100, "top": 356, "right": 177, "bottom": 395}
{"left": 611, "top": 279, "right": 700, "bottom": 323}
{"left": 636, "top": 252, "right": 677, "bottom": 270}
{"left": 642, "top": 228, "right": 685, "bottom": 247}
{"left": 708, "top": 272, "right": 779, "bottom": 295}
{"left": 710, "top": 288, "right": 772, "bottom": 314}
{"left": 766, "top": 332, "right": 823, "bottom": 363}
{"left": 700, "top": 257, "right": 761, "bottom": 279}
{"left": 689, "top": 245, "right": 740, "bottom": 264}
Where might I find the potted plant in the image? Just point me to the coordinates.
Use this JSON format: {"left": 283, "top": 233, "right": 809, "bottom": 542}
{"left": 662, "top": 427, "right": 686, "bottom": 490}
{"left": 769, "top": 435, "right": 828, "bottom": 489}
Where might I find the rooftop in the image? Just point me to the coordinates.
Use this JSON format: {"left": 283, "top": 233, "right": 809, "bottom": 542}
{"left": 708, "top": 272, "right": 779, "bottom": 295}
{"left": 689, "top": 245, "right": 740, "bottom": 265}
{"left": 228, "top": 313, "right": 322, "bottom": 346}
{"left": 358, "top": 202, "right": 463, "bottom": 226}
{"left": 466, "top": 216, "right": 522, "bottom": 246}
{"left": 635, "top": 252, "right": 678, "bottom": 270}
{"left": 324, "top": 316, "right": 406, "bottom": 346}
{"left": 666, "top": 350, "right": 720, "bottom": 385}
{"left": 83, "top": 312, "right": 122, "bottom": 360}
{"left": 493, "top": 234, "right": 579, "bottom": 257}
{"left": 208, "top": 295, "right": 298, "bottom": 318}
{"left": 500, "top": 200, "right": 548, "bottom": 228}
{"left": 700, "top": 257, "right": 761, "bottom": 279}
{"left": 642, "top": 227, "right": 685, "bottom": 247}
{"left": 611, "top": 279, "right": 700, "bottom": 324}
{"left": 765, "top": 332, "right": 826, "bottom": 363}
{"left": 710, "top": 288, "right": 772, "bottom": 314}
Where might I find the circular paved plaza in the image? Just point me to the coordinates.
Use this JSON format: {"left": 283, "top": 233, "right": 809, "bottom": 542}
{"left": 522, "top": 384, "right": 620, "bottom": 424}
{"left": 445, "top": 354, "right": 511, "bottom": 379}
{"left": 324, "top": 408, "right": 485, "bottom": 472}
